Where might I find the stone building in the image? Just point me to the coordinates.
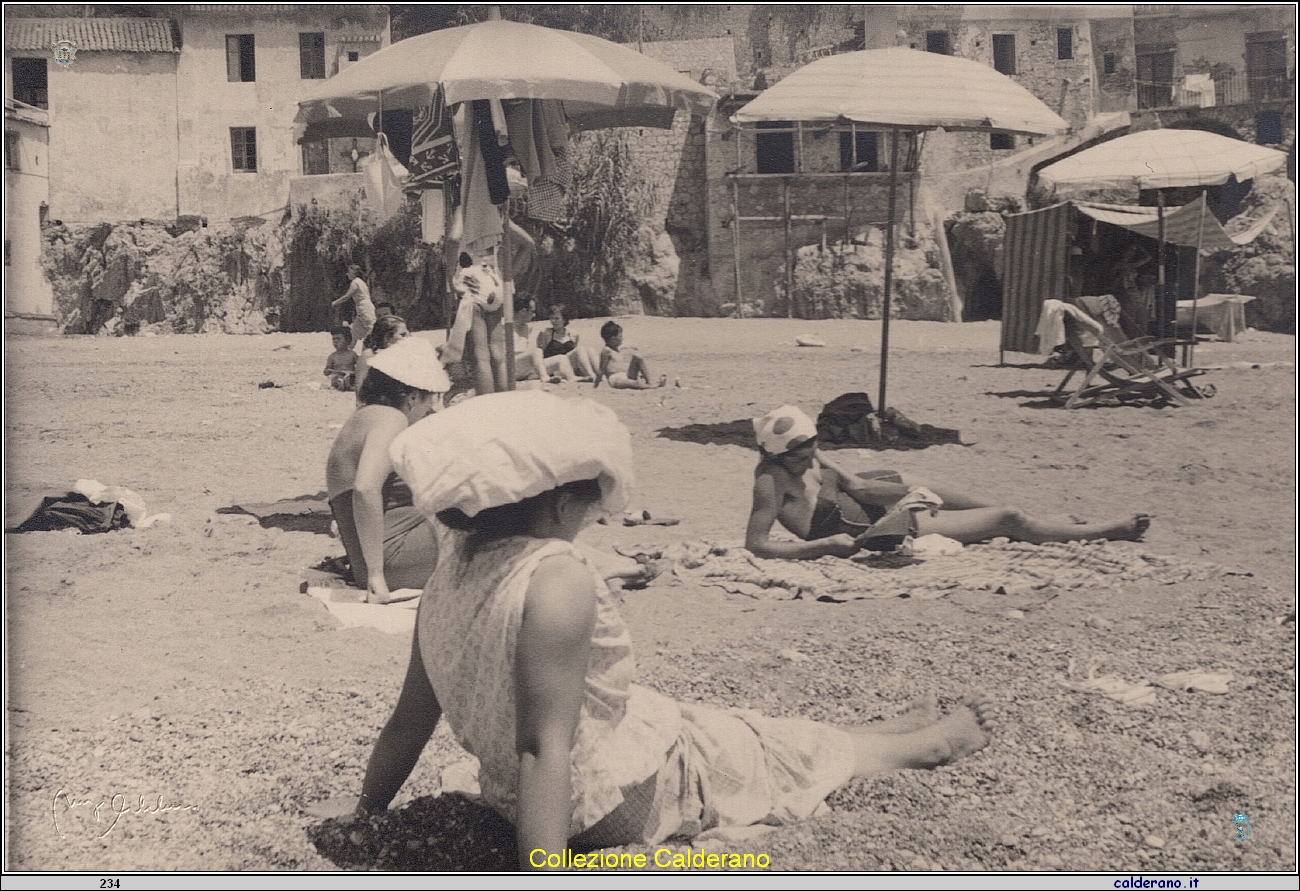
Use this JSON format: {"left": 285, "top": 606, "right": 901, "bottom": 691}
{"left": 4, "top": 95, "right": 56, "bottom": 331}
{"left": 3, "top": 5, "right": 389, "bottom": 225}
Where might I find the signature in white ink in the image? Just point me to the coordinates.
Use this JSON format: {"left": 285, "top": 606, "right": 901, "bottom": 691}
{"left": 52, "top": 790, "right": 199, "bottom": 839}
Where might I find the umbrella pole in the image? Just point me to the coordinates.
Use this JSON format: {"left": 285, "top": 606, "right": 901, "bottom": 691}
{"left": 784, "top": 177, "right": 793, "bottom": 318}
{"left": 1187, "top": 190, "right": 1206, "bottom": 368}
{"left": 731, "top": 176, "right": 743, "bottom": 317}
{"left": 502, "top": 206, "right": 516, "bottom": 391}
{"left": 1156, "top": 190, "right": 1167, "bottom": 352}
{"left": 879, "top": 127, "right": 901, "bottom": 413}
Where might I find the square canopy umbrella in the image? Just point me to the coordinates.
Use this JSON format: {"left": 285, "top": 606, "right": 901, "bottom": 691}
{"left": 1039, "top": 129, "right": 1287, "bottom": 362}
{"left": 733, "top": 46, "right": 1068, "bottom": 412}
{"left": 297, "top": 15, "right": 717, "bottom": 391}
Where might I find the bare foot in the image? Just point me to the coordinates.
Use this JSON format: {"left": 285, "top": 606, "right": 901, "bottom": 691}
{"left": 872, "top": 691, "right": 939, "bottom": 734}
{"left": 1108, "top": 514, "right": 1151, "bottom": 541}
{"left": 900, "top": 698, "right": 994, "bottom": 769}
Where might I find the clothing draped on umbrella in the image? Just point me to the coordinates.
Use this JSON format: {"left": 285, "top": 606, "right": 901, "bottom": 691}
{"left": 296, "top": 18, "right": 717, "bottom": 394}
{"left": 732, "top": 46, "right": 1067, "bottom": 411}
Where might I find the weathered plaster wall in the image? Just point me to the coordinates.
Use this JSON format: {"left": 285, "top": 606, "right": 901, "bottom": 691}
{"left": 39, "top": 51, "right": 179, "bottom": 222}
{"left": 1092, "top": 17, "right": 1136, "bottom": 113}
{"left": 5, "top": 115, "right": 56, "bottom": 320}
{"left": 174, "top": 12, "right": 386, "bottom": 223}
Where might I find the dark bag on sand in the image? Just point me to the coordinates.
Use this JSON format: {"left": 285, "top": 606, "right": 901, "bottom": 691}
{"left": 816, "top": 392, "right": 878, "bottom": 446}
{"left": 8, "top": 492, "right": 130, "bottom": 534}
{"left": 816, "top": 392, "right": 960, "bottom": 451}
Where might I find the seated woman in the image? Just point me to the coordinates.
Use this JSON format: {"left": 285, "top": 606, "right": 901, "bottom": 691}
{"left": 326, "top": 336, "right": 451, "bottom": 603}
{"left": 353, "top": 314, "right": 411, "bottom": 399}
{"left": 511, "top": 301, "right": 574, "bottom": 385}
{"left": 349, "top": 391, "right": 993, "bottom": 868}
{"left": 746, "top": 405, "right": 1151, "bottom": 560}
{"left": 536, "top": 304, "right": 598, "bottom": 383}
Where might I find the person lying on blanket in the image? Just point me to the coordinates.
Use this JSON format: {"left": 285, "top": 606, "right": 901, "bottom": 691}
{"left": 745, "top": 405, "right": 1151, "bottom": 561}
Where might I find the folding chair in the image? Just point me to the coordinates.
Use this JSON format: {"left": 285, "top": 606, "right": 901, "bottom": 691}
{"left": 1052, "top": 295, "right": 1214, "bottom": 409}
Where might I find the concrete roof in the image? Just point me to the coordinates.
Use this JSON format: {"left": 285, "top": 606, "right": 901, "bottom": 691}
{"left": 5, "top": 17, "right": 178, "bottom": 53}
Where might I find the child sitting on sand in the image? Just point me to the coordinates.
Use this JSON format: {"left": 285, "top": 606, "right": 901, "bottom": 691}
{"left": 348, "top": 391, "right": 994, "bottom": 868}
{"left": 324, "top": 327, "right": 358, "bottom": 391}
{"left": 597, "top": 321, "right": 666, "bottom": 390}
{"left": 746, "top": 404, "right": 1151, "bottom": 560}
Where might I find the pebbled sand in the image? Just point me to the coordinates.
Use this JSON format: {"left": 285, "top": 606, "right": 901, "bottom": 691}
{"left": 4, "top": 319, "right": 1295, "bottom": 872}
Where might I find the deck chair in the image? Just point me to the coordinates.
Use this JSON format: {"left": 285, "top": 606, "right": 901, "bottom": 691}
{"left": 1051, "top": 294, "right": 1214, "bottom": 409}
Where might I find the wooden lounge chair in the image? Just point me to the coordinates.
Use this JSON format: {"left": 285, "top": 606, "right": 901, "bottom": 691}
{"left": 1052, "top": 295, "right": 1214, "bottom": 409}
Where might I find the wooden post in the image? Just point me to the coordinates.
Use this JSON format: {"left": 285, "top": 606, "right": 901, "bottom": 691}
{"left": 879, "top": 127, "right": 901, "bottom": 413}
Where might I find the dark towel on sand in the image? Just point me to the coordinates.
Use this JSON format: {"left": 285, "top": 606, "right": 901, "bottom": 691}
{"left": 8, "top": 492, "right": 129, "bottom": 534}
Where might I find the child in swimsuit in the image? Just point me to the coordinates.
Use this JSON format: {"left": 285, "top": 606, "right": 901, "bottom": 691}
{"left": 324, "top": 327, "right": 359, "bottom": 391}
{"left": 597, "top": 321, "right": 666, "bottom": 390}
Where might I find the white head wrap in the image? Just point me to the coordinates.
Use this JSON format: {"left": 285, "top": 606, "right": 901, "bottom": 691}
{"left": 753, "top": 404, "right": 818, "bottom": 456}
{"left": 389, "top": 391, "right": 634, "bottom": 520}
{"left": 367, "top": 335, "right": 452, "bottom": 393}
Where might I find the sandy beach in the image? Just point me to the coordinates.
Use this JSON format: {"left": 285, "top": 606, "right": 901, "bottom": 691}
{"left": 4, "top": 318, "right": 1295, "bottom": 873}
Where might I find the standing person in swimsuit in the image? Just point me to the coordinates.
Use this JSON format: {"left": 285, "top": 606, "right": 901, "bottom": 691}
{"left": 344, "top": 391, "right": 994, "bottom": 868}
{"left": 332, "top": 264, "right": 377, "bottom": 350}
{"left": 326, "top": 337, "right": 450, "bottom": 602}
{"left": 746, "top": 405, "right": 1151, "bottom": 561}
{"left": 536, "top": 304, "right": 598, "bottom": 383}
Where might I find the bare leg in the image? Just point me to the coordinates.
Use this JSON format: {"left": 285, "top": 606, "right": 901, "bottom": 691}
{"left": 849, "top": 698, "right": 994, "bottom": 776}
{"left": 468, "top": 311, "right": 495, "bottom": 396}
{"left": 896, "top": 474, "right": 994, "bottom": 510}
{"left": 485, "top": 311, "right": 508, "bottom": 393}
{"left": 918, "top": 508, "right": 1150, "bottom": 544}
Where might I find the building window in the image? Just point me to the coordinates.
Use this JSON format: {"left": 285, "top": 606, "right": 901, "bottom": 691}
{"left": 1137, "top": 49, "right": 1175, "bottom": 108}
{"left": 300, "top": 32, "right": 326, "bottom": 79}
{"left": 839, "top": 130, "right": 878, "bottom": 172}
{"left": 755, "top": 121, "right": 794, "bottom": 174}
{"left": 1246, "top": 33, "right": 1289, "bottom": 101}
{"left": 1057, "top": 28, "right": 1073, "bottom": 60}
{"left": 12, "top": 58, "right": 48, "bottom": 109}
{"left": 925, "top": 31, "right": 950, "bottom": 55}
{"left": 1256, "top": 111, "right": 1283, "bottom": 145}
{"left": 302, "top": 141, "right": 330, "bottom": 175}
{"left": 4, "top": 131, "right": 19, "bottom": 171}
{"left": 348, "top": 51, "right": 360, "bottom": 62}
{"left": 231, "top": 127, "right": 257, "bottom": 172}
{"left": 993, "top": 34, "right": 1017, "bottom": 75}
{"left": 1103, "top": 53, "right": 1116, "bottom": 75}
{"left": 990, "top": 133, "right": 1016, "bottom": 151}
{"left": 226, "top": 34, "right": 256, "bottom": 82}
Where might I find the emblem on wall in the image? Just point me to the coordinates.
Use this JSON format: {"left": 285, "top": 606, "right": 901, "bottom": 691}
{"left": 53, "top": 39, "right": 77, "bottom": 65}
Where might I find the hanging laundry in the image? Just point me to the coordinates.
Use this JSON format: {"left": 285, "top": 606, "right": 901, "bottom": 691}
{"left": 458, "top": 103, "right": 504, "bottom": 255}
{"left": 473, "top": 100, "right": 511, "bottom": 206}
{"left": 420, "top": 188, "right": 446, "bottom": 244}
{"left": 406, "top": 86, "right": 461, "bottom": 205}
{"left": 504, "top": 99, "right": 573, "bottom": 223}
{"left": 359, "top": 132, "right": 409, "bottom": 224}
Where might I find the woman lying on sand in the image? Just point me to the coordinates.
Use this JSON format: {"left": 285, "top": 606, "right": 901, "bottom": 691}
{"left": 326, "top": 337, "right": 450, "bottom": 603}
{"left": 747, "top": 405, "right": 1151, "bottom": 561}
{"left": 350, "top": 391, "right": 993, "bottom": 868}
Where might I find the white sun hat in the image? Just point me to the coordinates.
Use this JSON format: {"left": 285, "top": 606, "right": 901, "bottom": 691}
{"left": 389, "top": 390, "right": 634, "bottom": 519}
{"left": 366, "top": 335, "right": 452, "bottom": 393}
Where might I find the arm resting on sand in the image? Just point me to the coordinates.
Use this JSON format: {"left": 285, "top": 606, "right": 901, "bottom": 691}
{"left": 357, "top": 635, "right": 442, "bottom": 816}
{"left": 515, "top": 555, "right": 596, "bottom": 869}
{"left": 745, "top": 472, "right": 860, "bottom": 560}
{"left": 354, "top": 414, "right": 407, "bottom": 602}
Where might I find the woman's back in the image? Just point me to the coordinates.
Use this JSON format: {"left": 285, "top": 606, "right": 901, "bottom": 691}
{"left": 418, "top": 531, "right": 679, "bottom": 835}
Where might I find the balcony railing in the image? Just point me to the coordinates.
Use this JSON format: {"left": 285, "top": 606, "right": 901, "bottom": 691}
{"left": 1138, "top": 72, "right": 1293, "bottom": 109}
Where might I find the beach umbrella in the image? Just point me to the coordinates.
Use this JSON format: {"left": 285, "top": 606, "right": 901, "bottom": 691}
{"left": 297, "top": 18, "right": 716, "bottom": 131}
{"left": 733, "top": 46, "right": 1068, "bottom": 412}
{"left": 297, "top": 15, "right": 717, "bottom": 392}
{"left": 1040, "top": 129, "right": 1287, "bottom": 361}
